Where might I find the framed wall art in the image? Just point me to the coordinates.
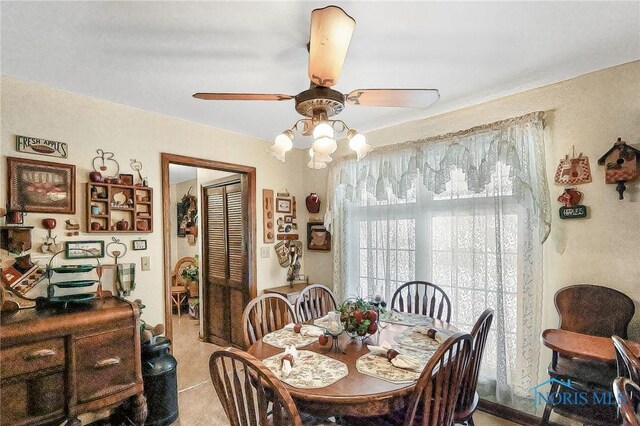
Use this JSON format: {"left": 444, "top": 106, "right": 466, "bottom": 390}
{"left": 7, "top": 157, "right": 76, "bottom": 214}
{"left": 15, "top": 135, "right": 68, "bottom": 158}
{"left": 65, "top": 240, "right": 105, "bottom": 259}
{"left": 132, "top": 239, "right": 147, "bottom": 250}
{"left": 276, "top": 197, "right": 291, "bottom": 213}
{"left": 119, "top": 174, "right": 134, "bottom": 186}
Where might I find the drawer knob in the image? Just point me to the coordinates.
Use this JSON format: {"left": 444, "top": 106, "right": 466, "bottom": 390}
{"left": 23, "top": 349, "right": 56, "bottom": 360}
{"left": 94, "top": 357, "right": 121, "bottom": 369}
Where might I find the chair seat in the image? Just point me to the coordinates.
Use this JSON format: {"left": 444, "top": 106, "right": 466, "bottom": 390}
{"left": 172, "top": 286, "right": 188, "bottom": 294}
{"left": 548, "top": 356, "right": 617, "bottom": 389}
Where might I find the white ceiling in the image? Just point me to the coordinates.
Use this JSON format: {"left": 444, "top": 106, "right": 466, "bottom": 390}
{"left": 169, "top": 164, "right": 197, "bottom": 184}
{"left": 2, "top": 1, "right": 639, "bottom": 148}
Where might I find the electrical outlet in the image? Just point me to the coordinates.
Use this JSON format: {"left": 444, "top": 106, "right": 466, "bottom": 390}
{"left": 260, "top": 247, "right": 270, "bottom": 258}
{"left": 141, "top": 256, "right": 150, "bottom": 271}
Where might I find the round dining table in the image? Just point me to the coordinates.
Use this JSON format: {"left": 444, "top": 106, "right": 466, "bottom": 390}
{"left": 247, "top": 318, "right": 456, "bottom": 418}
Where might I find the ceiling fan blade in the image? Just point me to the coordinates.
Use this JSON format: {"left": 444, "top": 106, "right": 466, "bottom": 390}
{"left": 193, "top": 93, "right": 294, "bottom": 101}
{"left": 308, "top": 5, "right": 355, "bottom": 87}
{"left": 346, "top": 89, "right": 440, "bottom": 108}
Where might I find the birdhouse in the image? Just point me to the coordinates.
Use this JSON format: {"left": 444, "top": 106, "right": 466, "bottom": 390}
{"left": 597, "top": 137, "right": 640, "bottom": 200}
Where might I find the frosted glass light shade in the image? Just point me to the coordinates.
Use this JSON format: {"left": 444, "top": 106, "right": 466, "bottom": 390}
{"left": 312, "top": 137, "right": 337, "bottom": 156}
{"left": 266, "top": 144, "right": 287, "bottom": 162}
{"left": 313, "top": 122, "right": 334, "bottom": 140}
{"left": 274, "top": 130, "right": 294, "bottom": 151}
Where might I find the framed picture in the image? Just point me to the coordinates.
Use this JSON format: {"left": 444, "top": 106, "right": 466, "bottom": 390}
{"left": 119, "top": 174, "right": 134, "bottom": 185}
{"left": 284, "top": 215, "right": 293, "bottom": 223}
{"left": 276, "top": 197, "right": 291, "bottom": 213}
{"left": 132, "top": 239, "right": 147, "bottom": 251}
{"left": 307, "top": 222, "right": 331, "bottom": 251}
{"left": 7, "top": 157, "right": 76, "bottom": 214}
{"left": 65, "top": 240, "right": 105, "bottom": 259}
{"left": 16, "top": 135, "right": 68, "bottom": 158}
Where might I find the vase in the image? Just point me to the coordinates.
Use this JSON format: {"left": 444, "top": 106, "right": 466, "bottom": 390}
{"left": 305, "top": 193, "right": 321, "bottom": 213}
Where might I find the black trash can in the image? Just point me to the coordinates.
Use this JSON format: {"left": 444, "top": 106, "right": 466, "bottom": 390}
{"left": 141, "top": 337, "right": 178, "bottom": 426}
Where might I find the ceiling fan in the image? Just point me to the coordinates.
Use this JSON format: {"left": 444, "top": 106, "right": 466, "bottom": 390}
{"left": 193, "top": 5, "right": 440, "bottom": 168}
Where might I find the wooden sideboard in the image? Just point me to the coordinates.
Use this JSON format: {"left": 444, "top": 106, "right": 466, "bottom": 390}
{"left": 0, "top": 296, "right": 147, "bottom": 425}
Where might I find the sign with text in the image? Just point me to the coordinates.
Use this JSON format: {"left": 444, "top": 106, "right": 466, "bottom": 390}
{"left": 559, "top": 205, "right": 587, "bottom": 219}
{"left": 16, "top": 135, "right": 68, "bottom": 158}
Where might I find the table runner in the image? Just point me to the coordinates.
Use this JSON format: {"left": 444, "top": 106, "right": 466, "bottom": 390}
{"left": 262, "top": 350, "right": 348, "bottom": 389}
{"left": 262, "top": 328, "right": 319, "bottom": 349}
{"left": 393, "top": 328, "right": 453, "bottom": 351}
{"left": 356, "top": 345, "right": 434, "bottom": 384}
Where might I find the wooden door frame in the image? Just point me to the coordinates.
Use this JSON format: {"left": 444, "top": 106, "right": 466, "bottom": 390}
{"left": 161, "top": 153, "right": 257, "bottom": 343}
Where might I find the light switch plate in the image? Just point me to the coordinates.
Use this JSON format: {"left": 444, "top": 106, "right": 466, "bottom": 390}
{"left": 260, "top": 247, "right": 270, "bottom": 258}
{"left": 141, "top": 256, "right": 150, "bottom": 271}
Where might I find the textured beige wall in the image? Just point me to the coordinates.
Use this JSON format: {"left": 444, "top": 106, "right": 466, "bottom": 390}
{"left": 0, "top": 75, "right": 307, "bottom": 325}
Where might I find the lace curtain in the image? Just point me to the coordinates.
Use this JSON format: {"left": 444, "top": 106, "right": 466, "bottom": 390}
{"left": 327, "top": 112, "right": 550, "bottom": 409}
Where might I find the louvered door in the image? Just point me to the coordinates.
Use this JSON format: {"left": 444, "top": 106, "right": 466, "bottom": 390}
{"left": 203, "top": 178, "right": 249, "bottom": 346}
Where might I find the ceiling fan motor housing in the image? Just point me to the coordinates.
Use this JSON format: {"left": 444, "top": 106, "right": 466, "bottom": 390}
{"left": 295, "top": 86, "right": 345, "bottom": 118}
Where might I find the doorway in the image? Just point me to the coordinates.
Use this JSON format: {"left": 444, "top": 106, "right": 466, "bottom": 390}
{"left": 161, "top": 153, "right": 256, "bottom": 346}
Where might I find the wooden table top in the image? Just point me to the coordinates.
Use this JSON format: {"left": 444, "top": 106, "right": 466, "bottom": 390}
{"left": 248, "top": 318, "right": 456, "bottom": 417}
{"left": 541, "top": 329, "right": 640, "bottom": 364}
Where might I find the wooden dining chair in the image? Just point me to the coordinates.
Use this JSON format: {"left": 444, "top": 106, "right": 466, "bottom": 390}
{"left": 391, "top": 281, "right": 452, "bottom": 323}
{"left": 295, "top": 284, "right": 338, "bottom": 322}
{"left": 455, "top": 308, "right": 494, "bottom": 426}
{"left": 242, "top": 293, "right": 296, "bottom": 349}
{"left": 542, "top": 284, "right": 635, "bottom": 424}
{"left": 613, "top": 377, "right": 640, "bottom": 426}
{"left": 171, "top": 256, "right": 195, "bottom": 317}
{"left": 209, "top": 347, "right": 302, "bottom": 426}
{"left": 613, "top": 335, "right": 640, "bottom": 383}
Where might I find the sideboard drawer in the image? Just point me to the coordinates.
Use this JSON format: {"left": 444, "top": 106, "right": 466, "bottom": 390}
{"left": 75, "top": 327, "right": 137, "bottom": 403}
{"left": 1, "top": 338, "right": 65, "bottom": 380}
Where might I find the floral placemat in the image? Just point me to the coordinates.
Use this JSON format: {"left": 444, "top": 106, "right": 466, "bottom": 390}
{"left": 380, "top": 311, "right": 432, "bottom": 327}
{"left": 356, "top": 345, "right": 434, "bottom": 384}
{"left": 262, "top": 328, "right": 318, "bottom": 349}
{"left": 262, "top": 350, "right": 349, "bottom": 389}
{"left": 313, "top": 315, "right": 331, "bottom": 329}
{"left": 393, "top": 328, "right": 447, "bottom": 351}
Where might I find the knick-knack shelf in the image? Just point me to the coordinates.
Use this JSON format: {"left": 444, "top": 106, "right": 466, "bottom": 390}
{"left": 86, "top": 183, "right": 153, "bottom": 233}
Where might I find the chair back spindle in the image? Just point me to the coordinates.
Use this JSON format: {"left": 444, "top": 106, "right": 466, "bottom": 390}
{"left": 391, "top": 281, "right": 452, "bottom": 323}
{"left": 242, "top": 294, "right": 296, "bottom": 349}
{"left": 209, "top": 347, "right": 302, "bottom": 426}
{"left": 613, "top": 335, "right": 640, "bottom": 384}
{"left": 613, "top": 377, "right": 640, "bottom": 426}
{"left": 295, "top": 284, "right": 338, "bottom": 322}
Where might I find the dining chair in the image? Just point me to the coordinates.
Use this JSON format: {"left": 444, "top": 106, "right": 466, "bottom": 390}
{"left": 242, "top": 293, "right": 297, "bottom": 349}
{"left": 613, "top": 335, "right": 640, "bottom": 383}
{"left": 170, "top": 256, "right": 195, "bottom": 317}
{"left": 541, "top": 284, "right": 635, "bottom": 424}
{"left": 613, "top": 377, "right": 640, "bottom": 426}
{"left": 295, "top": 284, "right": 338, "bottom": 322}
{"left": 209, "top": 347, "right": 302, "bottom": 426}
{"left": 391, "top": 281, "right": 452, "bottom": 323}
{"left": 455, "top": 308, "right": 494, "bottom": 426}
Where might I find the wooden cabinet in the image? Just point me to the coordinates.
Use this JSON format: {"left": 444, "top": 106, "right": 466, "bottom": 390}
{"left": 87, "top": 183, "right": 153, "bottom": 233}
{"left": 0, "top": 297, "right": 146, "bottom": 425}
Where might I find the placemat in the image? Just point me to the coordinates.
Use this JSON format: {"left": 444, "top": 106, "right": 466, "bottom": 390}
{"left": 356, "top": 345, "right": 433, "bottom": 384}
{"left": 262, "top": 350, "right": 349, "bottom": 389}
{"left": 380, "top": 311, "right": 432, "bottom": 327}
{"left": 393, "top": 328, "right": 454, "bottom": 351}
{"left": 262, "top": 328, "right": 319, "bottom": 349}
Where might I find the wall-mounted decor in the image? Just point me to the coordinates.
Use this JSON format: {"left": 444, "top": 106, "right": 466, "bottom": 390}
{"left": 15, "top": 135, "right": 68, "bottom": 158}
{"left": 7, "top": 157, "right": 76, "bottom": 214}
{"left": 177, "top": 187, "right": 197, "bottom": 237}
{"left": 284, "top": 215, "right": 293, "bottom": 224}
{"left": 597, "top": 137, "right": 640, "bottom": 200}
{"left": 65, "top": 240, "right": 105, "bottom": 259}
{"left": 130, "top": 159, "right": 146, "bottom": 186}
{"left": 276, "top": 197, "right": 291, "bottom": 213}
{"left": 262, "top": 189, "right": 274, "bottom": 243}
{"left": 132, "top": 239, "right": 147, "bottom": 251}
{"left": 305, "top": 193, "right": 321, "bottom": 213}
{"left": 119, "top": 174, "right": 134, "bottom": 186}
{"left": 557, "top": 188, "right": 587, "bottom": 220}
{"left": 307, "top": 221, "right": 332, "bottom": 251}
{"left": 554, "top": 148, "right": 591, "bottom": 186}
{"left": 92, "top": 149, "right": 119, "bottom": 179}
{"left": 87, "top": 183, "right": 153, "bottom": 233}
{"left": 277, "top": 234, "right": 299, "bottom": 240}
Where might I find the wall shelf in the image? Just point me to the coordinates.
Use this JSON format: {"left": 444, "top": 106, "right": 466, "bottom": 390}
{"left": 87, "top": 183, "right": 153, "bottom": 233}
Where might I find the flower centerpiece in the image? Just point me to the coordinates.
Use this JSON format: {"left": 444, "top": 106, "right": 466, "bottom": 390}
{"left": 181, "top": 260, "right": 199, "bottom": 297}
{"left": 338, "top": 297, "right": 378, "bottom": 338}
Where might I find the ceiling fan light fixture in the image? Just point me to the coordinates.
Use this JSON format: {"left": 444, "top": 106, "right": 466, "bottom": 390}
{"left": 313, "top": 122, "right": 334, "bottom": 140}
{"left": 347, "top": 129, "right": 371, "bottom": 160}
{"left": 274, "top": 130, "right": 294, "bottom": 151}
{"left": 312, "top": 136, "right": 337, "bottom": 156}
{"left": 266, "top": 144, "right": 287, "bottom": 162}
